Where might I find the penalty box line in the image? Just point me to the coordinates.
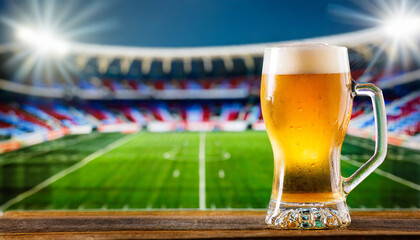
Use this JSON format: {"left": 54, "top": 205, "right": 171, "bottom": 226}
{"left": 0, "top": 132, "right": 100, "bottom": 168}
{"left": 0, "top": 133, "right": 141, "bottom": 213}
{"left": 341, "top": 156, "right": 420, "bottom": 191}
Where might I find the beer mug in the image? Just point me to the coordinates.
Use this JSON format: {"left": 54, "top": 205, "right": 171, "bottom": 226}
{"left": 261, "top": 43, "right": 387, "bottom": 229}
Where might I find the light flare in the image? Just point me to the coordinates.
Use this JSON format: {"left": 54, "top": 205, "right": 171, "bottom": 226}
{"left": 383, "top": 16, "right": 420, "bottom": 37}
{"left": 330, "top": 0, "right": 420, "bottom": 81}
{"left": 1, "top": 0, "right": 116, "bottom": 86}
{"left": 16, "top": 26, "right": 69, "bottom": 56}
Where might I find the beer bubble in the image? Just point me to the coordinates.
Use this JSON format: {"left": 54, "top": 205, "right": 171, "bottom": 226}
{"left": 298, "top": 107, "right": 303, "bottom": 112}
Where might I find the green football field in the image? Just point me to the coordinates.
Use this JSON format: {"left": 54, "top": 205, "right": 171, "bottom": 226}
{"left": 0, "top": 131, "right": 419, "bottom": 211}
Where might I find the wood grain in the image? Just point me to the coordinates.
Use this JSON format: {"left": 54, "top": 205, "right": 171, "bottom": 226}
{"left": 1, "top": 210, "right": 419, "bottom": 239}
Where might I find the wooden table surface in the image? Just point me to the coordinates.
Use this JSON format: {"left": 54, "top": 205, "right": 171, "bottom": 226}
{"left": 0, "top": 210, "right": 419, "bottom": 239}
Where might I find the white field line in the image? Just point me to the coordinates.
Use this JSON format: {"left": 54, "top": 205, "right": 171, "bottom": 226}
{"left": 0, "top": 133, "right": 140, "bottom": 212}
{"left": 199, "top": 132, "right": 206, "bottom": 210}
{"left": 345, "top": 138, "right": 375, "bottom": 151}
{"left": 342, "top": 156, "right": 420, "bottom": 191}
{"left": 0, "top": 133, "right": 99, "bottom": 167}
{"left": 346, "top": 138, "right": 420, "bottom": 166}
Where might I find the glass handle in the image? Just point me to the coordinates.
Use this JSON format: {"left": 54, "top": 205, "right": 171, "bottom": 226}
{"left": 343, "top": 81, "right": 388, "bottom": 195}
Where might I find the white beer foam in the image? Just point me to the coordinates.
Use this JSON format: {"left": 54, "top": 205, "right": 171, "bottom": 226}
{"left": 262, "top": 43, "right": 350, "bottom": 75}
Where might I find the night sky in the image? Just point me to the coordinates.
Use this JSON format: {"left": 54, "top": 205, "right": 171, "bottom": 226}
{"left": 0, "top": 0, "right": 404, "bottom": 47}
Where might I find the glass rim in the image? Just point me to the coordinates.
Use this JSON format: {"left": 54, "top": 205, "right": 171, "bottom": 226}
{"left": 264, "top": 42, "right": 347, "bottom": 51}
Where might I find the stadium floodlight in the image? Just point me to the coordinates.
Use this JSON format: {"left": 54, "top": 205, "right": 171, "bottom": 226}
{"left": 16, "top": 26, "right": 69, "bottom": 56}
{"left": 383, "top": 16, "right": 420, "bottom": 38}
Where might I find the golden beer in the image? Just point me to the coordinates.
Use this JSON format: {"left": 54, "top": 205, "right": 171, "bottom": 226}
{"left": 261, "top": 73, "right": 352, "bottom": 203}
{"left": 262, "top": 43, "right": 388, "bottom": 229}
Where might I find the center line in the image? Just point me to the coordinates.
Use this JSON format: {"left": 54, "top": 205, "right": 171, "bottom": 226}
{"left": 199, "top": 132, "right": 206, "bottom": 210}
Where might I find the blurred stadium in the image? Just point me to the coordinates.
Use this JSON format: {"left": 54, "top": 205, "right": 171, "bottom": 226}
{"left": 0, "top": 0, "right": 419, "bottom": 212}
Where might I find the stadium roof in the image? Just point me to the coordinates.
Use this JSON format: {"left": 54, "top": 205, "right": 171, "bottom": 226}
{"left": 55, "top": 27, "right": 385, "bottom": 76}
{"left": 1, "top": 26, "right": 418, "bottom": 99}
{"left": 67, "top": 28, "right": 385, "bottom": 58}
